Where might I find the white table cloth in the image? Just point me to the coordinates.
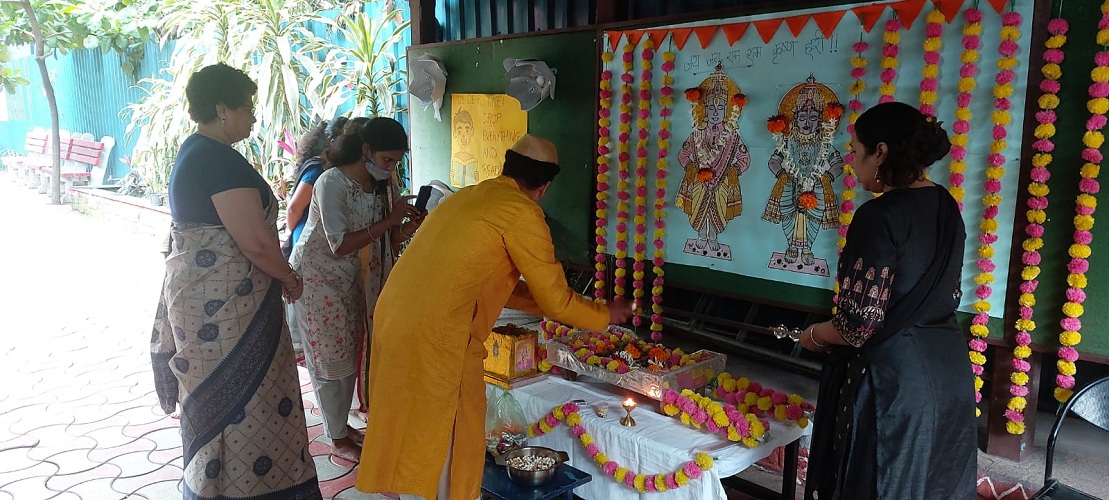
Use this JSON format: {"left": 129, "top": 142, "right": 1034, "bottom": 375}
{"left": 488, "top": 375, "right": 811, "bottom": 500}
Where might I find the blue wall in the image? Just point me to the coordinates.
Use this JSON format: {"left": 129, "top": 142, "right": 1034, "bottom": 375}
{"left": 0, "top": 41, "right": 174, "bottom": 181}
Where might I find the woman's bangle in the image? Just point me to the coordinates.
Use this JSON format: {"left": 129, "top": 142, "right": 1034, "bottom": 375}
{"left": 400, "top": 224, "right": 414, "bottom": 239}
{"left": 282, "top": 268, "right": 296, "bottom": 281}
{"left": 366, "top": 224, "right": 379, "bottom": 240}
{"left": 806, "top": 325, "right": 827, "bottom": 348}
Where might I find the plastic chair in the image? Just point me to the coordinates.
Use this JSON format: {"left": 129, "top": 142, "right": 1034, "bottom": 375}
{"left": 1031, "top": 375, "right": 1109, "bottom": 500}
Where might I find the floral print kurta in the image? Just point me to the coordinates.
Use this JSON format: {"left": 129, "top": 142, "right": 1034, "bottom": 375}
{"left": 290, "top": 169, "right": 387, "bottom": 380}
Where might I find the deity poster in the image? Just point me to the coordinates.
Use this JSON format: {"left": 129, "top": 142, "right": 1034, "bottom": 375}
{"left": 449, "top": 94, "right": 528, "bottom": 188}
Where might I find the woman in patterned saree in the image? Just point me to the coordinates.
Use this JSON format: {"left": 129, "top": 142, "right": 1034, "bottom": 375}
{"left": 799, "top": 102, "right": 975, "bottom": 500}
{"left": 150, "top": 63, "right": 322, "bottom": 500}
{"left": 290, "top": 118, "right": 422, "bottom": 462}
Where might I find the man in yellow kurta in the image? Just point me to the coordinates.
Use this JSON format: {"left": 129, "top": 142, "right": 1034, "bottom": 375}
{"left": 356, "top": 135, "right": 633, "bottom": 500}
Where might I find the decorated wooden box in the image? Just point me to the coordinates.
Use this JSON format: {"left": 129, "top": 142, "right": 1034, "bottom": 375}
{"left": 544, "top": 326, "right": 727, "bottom": 400}
{"left": 483, "top": 324, "right": 540, "bottom": 388}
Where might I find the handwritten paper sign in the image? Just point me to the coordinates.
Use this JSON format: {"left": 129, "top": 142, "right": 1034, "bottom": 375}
{"left": 449, "top": 93, "right": 528, "bottom": 188}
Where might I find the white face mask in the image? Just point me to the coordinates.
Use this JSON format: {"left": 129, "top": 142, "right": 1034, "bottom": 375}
{"left": 365, "top": 157, "right": 393, "bottom": 181}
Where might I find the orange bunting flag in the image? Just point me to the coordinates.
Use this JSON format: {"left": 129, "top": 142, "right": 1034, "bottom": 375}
{"left": 624, "top": 30, "right": 645, "bottom": 48}
{"left": 721, "top": 23, "right": 750, "bottom": 46}
{"left": 813, "top": 10, "right": 848, "bottom": 38}
{"left": 933, "top": 0, "right": 967, "bottom": 23}
{"left": 892, "top": 0, "right": 927, "bottom": 30}
{"left": 852, "top": 4, "right": 887, "bottom": 33}
{"left": 785, "top": 15, "right": 810, "bottom": 37}
{"left": 754, "top": 18, "right": 784, "bottom": 44}
{"left": 645, "top": 29, "right": 669, "bottom": 47}
{"left": 693, "top": 25, "right": 718, "bottom": 49}
{"left": 670, "top": 28, "right": 694, "bottom": 51}
{"left": 606, "top": 31, "right": 622, "bottom": 51}
{"left": 987, "top": 0, "right": 1008, "bottom": 14}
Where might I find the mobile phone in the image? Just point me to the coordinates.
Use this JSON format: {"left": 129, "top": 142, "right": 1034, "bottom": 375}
{"left": 414, "top": 185, "right": 434, "bottom": 212}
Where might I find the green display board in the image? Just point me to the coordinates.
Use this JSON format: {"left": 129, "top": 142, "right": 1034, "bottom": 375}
{"left": 1029, "top": 0, "right": 1109, "bottom": 357}
{"left": 408, "top": 31, "right": 600, "bottom": 266}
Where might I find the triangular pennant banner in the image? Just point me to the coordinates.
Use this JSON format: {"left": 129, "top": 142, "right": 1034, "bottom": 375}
{"left": 987, "top": 0, "right": 1008, "bottom": 14}
{"left": 606, "top": 31, "right": 622, "bottom": 52}
{"left": 624, "top": 30, "right": 645, "bottom": 48}
{"left": 892, "top": 0, "right": 927, "bottom": 30}
{"left": 645, "top": 29, "right": 670, "bottom": 47}
{"left": 754, "top": 18, "right": 784, "bottom": 44}
{"left": 852, "top": 4, "right": 887, "bottom": 33}
{"left": 670, "top": 28, "right": 694, "bottom": 51}
{"left": 933, "top": 0, "right": 967, "bottom": 23}
{"left": 813, "top": 10, "right": 847, "bottom": 38}
{"left": 785, "top": 15, "right": 810, "bottom": 37}
{"left": 693, "top": 25, "right": 718, "bottom": 49}
{"left": 721, "top": 22, "right": 749, "bottom": 46}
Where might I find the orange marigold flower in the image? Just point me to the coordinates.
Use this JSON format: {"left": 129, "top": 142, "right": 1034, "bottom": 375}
{"left": 767, "top": 115, "right": 788, "bottom": 134}
{"left": 624, "top": 344, "right": 641, "bottom": 359}
{"left": 798, "top": 191, "right": 819, "bottom": 210}
{"left": 824, "top": 102, "right": 844, "bottom": 121}
{"left": 684, "top": 88, "right": 702, "bottom": 102}
{"left": 731, "top": 93, "right": 747, "bottom": 109}
{"left": 696, "top": 168, "right": 713, "bottom": 183}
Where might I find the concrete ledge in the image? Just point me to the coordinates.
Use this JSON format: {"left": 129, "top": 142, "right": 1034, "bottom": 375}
{"left": 71, "top": 187, "right": 170, "bottom": 238}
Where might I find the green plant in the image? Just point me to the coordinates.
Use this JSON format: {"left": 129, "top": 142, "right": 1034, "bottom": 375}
{"left": 314, "top": 9, "right": 410, "bottom": 118}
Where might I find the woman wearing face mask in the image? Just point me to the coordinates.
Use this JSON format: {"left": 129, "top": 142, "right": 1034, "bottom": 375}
{"left": 289, "top": 118, "right": 420, "bottom": 462}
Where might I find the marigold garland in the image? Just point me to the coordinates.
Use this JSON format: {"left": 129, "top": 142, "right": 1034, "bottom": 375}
{"left": 949, "top": 7, "right": 984, "bottom": 211}
{"left": 651, "top": 46, "right": 675, "bottom": 341}
{"left": 919, "top": 10, "right": 944, "bottom": 116}
{"left": 838, "top": 40, "right": 868, "bottom": 252}
{"left": 1056, "top": 2, "right": 1109, "bottom": 403}
{"left": 969, "top": 10, "right": 1022, "bottom": 419}
{"left": 632, "top": 38, "right": 654, "bottom": 326}
{"left": 661, "top": 389, "right": 767, "bottom": 448}
{"left": 594, "top": 46, "right": 615, "bottom": 301}
{"left": 614, "top": 41, "right": 635, "bottom": 299}
{"left": 879, "top": 17, "right": 902, "bottom": 104}
{"left": 712, "top": 372, "right": 813, "bottom": 428}
{"left": 1004, "top": 19, "right": 1068, "bottom": 435}
{"left": 527, "top": 402, "right": 716, "bottom": 492}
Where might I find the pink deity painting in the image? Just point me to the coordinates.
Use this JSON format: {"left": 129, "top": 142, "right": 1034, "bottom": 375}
{"left": 762, "top": 74, "right": 845, "bottom": 277}
{"left": 676, "top": 63, "right": 750, "bottom": 261}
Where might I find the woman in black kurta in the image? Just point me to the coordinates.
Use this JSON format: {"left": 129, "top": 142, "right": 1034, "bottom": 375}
{"left": 800, "top": 102, "right": 976, "bottom": 499}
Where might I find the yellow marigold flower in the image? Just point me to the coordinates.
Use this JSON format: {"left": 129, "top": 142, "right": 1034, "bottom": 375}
{"left": 726, "top": 426, "right": 740, "bottom": 441}
{"left": 950, "top": 134, "right": 968, "bottom": 147}
{"left": 1011, "top": 372, "right": 1029, "bottom": 387}
{"left": 972, "top": 301, "right": 991, "bottom": 315}
{"left": 1063, "top": 302, "right": 1085, "bottom": 317}
{"left": 1061, "top": 331, "right": 1082, "bottom": 346}
{"left": 566, "top": 412, "right": 581, "bottom": 425}
{"left": 593, "top": 452, "right": 608, "bottom": 465}
{"left": 675, "top": 470, "right": 690, "bottom": 486}
{"left": 1098, "top": 31, "right": 1109, "bottom": 50}
{"left": 922, "top": 63, "right": 940, "bottom": 78}
{"left": 980, "top": 218, "right": 999, "bottom": 233}
{"left": 837, "top": 237, "right": 847, "bottom": 248}
{"left": 774, "top": 405, "right": 788, "bottom": 421}
{"left": 1014, "top": 345, "right": 1032, "bottom": 359}
{"left": 975, "top": 377, "right": 984, "bottom": 391}
{"left": 1075, "top": 214, "right": 1094, "bottom": 230}
{"left": 956, "top": 79, "right": 975, "bottom": 95}
{"left": 1007, "top": 421, "right": 1025, "bottom": 435}
{"left": 757, "top": 397, "right": 772, "bottom": 411}
{"left": 586, "top": 355, "right": 601, "bottom": 366}
{"left": 964, "top": 23, "right": 982, "bottom": 36}
{"left": 979, "top": 245, "right": 994, "bottom": 259}
{"left": 654, "top": 474, "right": 668, "bottom": 492}
{"left": 974, "top": 272, "right": 994, "bottom": 285}
{"left": 579, "top": 432, "right": 593, "bottom": 446}
{"left": 1018, "top": 293, "right": 1036, "bottom": 307}
{"left": 1067, "top": 273, "right": 1088, "bottom": 289}
{"left": 1007, "top": 396, "right": 1027, "bottom": 411}
{"left": 983, "top": 190, "right": 1003, "bottom": 202}
{"left": 960, "top": 50, "right": 979, "bottom": 65}
{"left": 920, "top": 91, "right": 937, "bottom": 103}
{"left": 997, "top": 58, "right": 1018, "bottom": 70}
{"left": 1020, "top": 266, "right": 1040, "bottom": 281}
{"left": 736, "top": 377, "right": 750, "bottom": 390}
{"left": 1038, "top": 93, "right": 1060, "bottom": 110}
{"left": 1034, "top": 123, "right": 1056, "bottom": 139}
{"left": 1069, "top": 244, "right": 1092, "bottom": 259}
{"left": 538, "top": 359, "right": 552, "bottom": 372}
{"left": 601, "top": 51, "right": 614, "bottom": 62}
{"left": 539, "top": 420, "right": 553, "bottom": 434}
{"left": 788, "top": 394, "right": 804, "bottom": 405}
{"left": 843, "top": 189, "right": 855, "bottom": 200}
{"left": 926, "top": 10, "right": 945, "bottom": 23}
{"left": 994, "top": 84, "right": 1014, "bottom": 99}
{"left": 694, "top": 452, "right": 713, "bottom": 470}
{"left": 1028, "top": 182, "right": 1050, "bottom": 197}
{"left": 1045, "top": 34, "right": 1066, "bottom": 49}
{"left": 744, "top": 392, "right": 759, "bottom": 406}
{"left": 1031, "top": 155, "right": 1052, "bottom": 169}
{"left": 881, "top": 57, "right": 897, "bottom": 69}
{"left": 680, "top": 413, "right": 691, "bottom": 425}
{"left": 1041, "top": 64, "right": 1062, "bottom": 80}
{"left": 883, "top": 31, "right": 900, "bottom": 44}
{"left": 615, "top": 467, "right": 628, "bottom": 482}
{"left": 1057, "top": 360, "right": 1077, "bottom": 376}
{"left": 879, "top": 83, "right": 895, "bottom": 96}
{"left": 1077, "top": 193, "right": 1098, "bottom": 208}
{"left": 851, "top": 56, "right": 867, "bottom": 67}
{"left": 849, "top": 81, "right": 866, "bottom": 95}
{"left": 663, "top": 51, "right": 676, "bottom": 62}
{"left": 634, "top": 474, "right": 647, "bottom": 493}
{"left": 990, "top": 140, "right": 1007, "bottom": 154}
{"left": 976, "top": 408, "right": 982, "bottom": 418}
{"left": 1000, "top": 26, "right": 1020, "bottom": 39}
{"left": 969, "top": 351, "right": 987, "bottom": 365}
{"left": 1089, "top": 98, "right": 1109, "bottom": 115}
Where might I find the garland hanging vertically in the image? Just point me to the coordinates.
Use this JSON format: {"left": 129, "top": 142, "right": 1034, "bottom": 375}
{"left": 632, "top": 38, "right": 655, "bottom": 325}
{"left": 970, "top": 10, "right": 1023, "bottom": 418}
{"left": 838, "top": 40, "right": 868, "bottom": 253}
{"left": 614, "top": 41, "right": 635, "bottom": 299}
{"left": 879, "top": 17, "right": 903, "bottom": 104}
{"left": 1057, "top": 1, "right": 1109, "bottom": 403}
{"left": 919, "top": 10, "right": 945, "bottom": 116}
{"left": 594, "top": 44, "right": 615, "bottom": 301}
{"left": 1006, "top": 19, "right": 1068, "bottom": 435}
{"left": 651, "top": 45, "right": 675, "bottom": 341}
{"left": 949, "top": 7, "right": 984, "bottom": 211}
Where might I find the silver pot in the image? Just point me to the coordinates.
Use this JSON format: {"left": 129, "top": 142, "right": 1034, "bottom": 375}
{"left": 496, "top": 446, "right": 570, "bottom": 487}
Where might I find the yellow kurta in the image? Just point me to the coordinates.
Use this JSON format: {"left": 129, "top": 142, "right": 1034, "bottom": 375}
{"left": 356, "top": 175, "right": 609, "bottom": 500}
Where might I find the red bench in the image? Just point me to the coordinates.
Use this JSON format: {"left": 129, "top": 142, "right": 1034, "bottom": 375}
{"left": 3, "top": 128, "right": 51, "bottom": 187}
{"left": 39, "top": 134, "right": 115, "bottom": 202}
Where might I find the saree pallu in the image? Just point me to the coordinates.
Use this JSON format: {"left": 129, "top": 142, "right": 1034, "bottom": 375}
{"left": 151, "top": 204, "right": 321, "bottom": 500}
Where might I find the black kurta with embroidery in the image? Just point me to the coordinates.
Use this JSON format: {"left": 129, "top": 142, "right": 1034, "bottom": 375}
{"left": 805, "top": 185, "right": 976, "bottom": 500}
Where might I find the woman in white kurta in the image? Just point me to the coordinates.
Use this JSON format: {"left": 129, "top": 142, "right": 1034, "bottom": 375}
{"left": 290, "top": 124, "right": 419, "bottom": 462}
